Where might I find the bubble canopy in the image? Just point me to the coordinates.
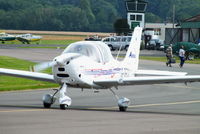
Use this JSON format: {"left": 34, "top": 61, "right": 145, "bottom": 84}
{"left": 63, "top": 41, "right": 114, "bottom": 63}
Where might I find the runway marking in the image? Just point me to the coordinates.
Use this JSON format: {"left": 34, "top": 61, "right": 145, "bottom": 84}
{"left": 128, "top": 100, "right": 200, "bottom": 108}
{"left": 88, "top": 100, "right": 200, "bottom": 110}
{"left": 0, "top": 100, "right": 200, "bottom": 113}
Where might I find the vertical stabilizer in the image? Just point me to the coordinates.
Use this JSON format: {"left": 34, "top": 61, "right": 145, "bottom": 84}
{"left": 123, "top": 27, "right": 143, "bottom": 71}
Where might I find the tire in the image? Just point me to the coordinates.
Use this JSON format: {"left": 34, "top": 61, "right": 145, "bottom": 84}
{"left": 125, "top": 45, "right": 129, "bottom": 51}
{"left": 119, "top": 106, "right": 127, "bottom": 112}
{"left": 43, "top": 103, "right": 51, "bottom": 108}
{"left": 60, "top": 104, "right": 68, "bottom": 110}
{"left": 108, "top": 45, "right": 114, "bottom": 51}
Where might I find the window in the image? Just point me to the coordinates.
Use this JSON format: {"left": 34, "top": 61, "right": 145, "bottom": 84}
{"left": 103, "top": 38, "right": 109, "bottom": 42}
{"left": 63, "top": 42, "right": 114, "bottom": 63}
{"left": 115, "top": 37, "right": 121, "bottom": 42}
{"left": 122, "top": 37, "right": 126, "bottom": 42}
{"left": 127, "top": 37, "right": 131, "bottom": 42}
{"left": 136, "top": 15, "right": 142, "bottom": 21}
{"left": 154, "top": 29, "right": 161, "bottom": 35}
{"left": 111, "top": 38, "right": 115, "bottom": 42}
{"left": 130, "top": 15, "right": 135, "bottom": 20}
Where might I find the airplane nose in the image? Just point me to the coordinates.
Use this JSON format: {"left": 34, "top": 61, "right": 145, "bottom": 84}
{"left": 54, "top": 58, "right": 65, "bottom": 66}
{"left": 53, "top": 53, "right": 80, "bottom": 66}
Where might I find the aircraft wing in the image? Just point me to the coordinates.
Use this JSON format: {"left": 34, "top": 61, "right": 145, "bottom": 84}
{"left": 94, "top": 75, "right": 200, "bottom": 87}
{"left": 0, "top": 68, "right": 55, "bottom": 83}
{"left": 16, "top": 37, "right": 29, "bottom": 43}
{"left": 135, "top": 70, "right": 187, "bottom": 76}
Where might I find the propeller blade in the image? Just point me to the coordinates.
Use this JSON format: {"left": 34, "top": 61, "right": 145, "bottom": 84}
{"left": 33, "top": 61, "right": 54, "bottom": 72}
{"left": 32, "top": 53, "right": 80, "bottom": 72}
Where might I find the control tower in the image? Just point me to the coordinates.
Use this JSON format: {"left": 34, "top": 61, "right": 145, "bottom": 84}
{"left": 125, "top": 0, "right": 148, "bottom": 29}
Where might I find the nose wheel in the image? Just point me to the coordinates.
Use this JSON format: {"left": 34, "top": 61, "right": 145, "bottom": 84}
{"left": 60, "top": 104, "right": 68, "bottom": 110}
{"left": 59, "top": 83, "right": 72, "bottom": 110}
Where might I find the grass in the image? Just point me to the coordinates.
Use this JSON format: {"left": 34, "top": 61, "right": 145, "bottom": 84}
{"left": 2, "top": 39, "right": 78, "bottom": 45}
{"left": 39, "top": 40, "right": 77, "bottom": 45}
{"left": 0, "top": 56, "right": 59, "bottom": 91}
{"left": 140, "top": 56, "right": 167, "bottom": 62}
{"left": 20, "top": 46, "right": 66, "bottom": 49}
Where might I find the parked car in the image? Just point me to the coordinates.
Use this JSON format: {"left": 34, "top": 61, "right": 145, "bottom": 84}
{"left": 147, "top": 39, "right": 164, "bottom": 50}
{"left": 101, "top": 36, "right": 131, "bottom": 51}
{"left": 85, "top": 35, "right": 101, "bottom": 41}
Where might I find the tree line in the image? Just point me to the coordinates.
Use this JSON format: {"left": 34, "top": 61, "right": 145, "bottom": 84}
{"left": 0, "top": 0, "right": 199, "bottom": 32}
{"left": 0, "top": 0, "right": 119, "bottom": 32}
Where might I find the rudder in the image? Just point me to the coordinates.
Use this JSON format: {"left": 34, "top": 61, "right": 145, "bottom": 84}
{"left": 123, "top": 27, "right": 143, "bottom": 71}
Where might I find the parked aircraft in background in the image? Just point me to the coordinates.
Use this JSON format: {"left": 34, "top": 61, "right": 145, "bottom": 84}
{"left": 1, "top": 27, "right": 200, "bottom": 111}
{"left": 16, "top": 33, "right": 42, "bottom": 44}
{"left": 0, "top": 32, "right": 16, "bottom": 43}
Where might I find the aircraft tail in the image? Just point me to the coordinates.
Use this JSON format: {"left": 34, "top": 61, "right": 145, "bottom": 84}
{"left": 122, "top": 27, "right": 143, "bottom": 71}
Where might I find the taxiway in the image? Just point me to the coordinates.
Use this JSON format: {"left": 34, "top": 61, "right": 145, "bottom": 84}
{"left": 0, "top": 48, "right": 200, "bottom": 134}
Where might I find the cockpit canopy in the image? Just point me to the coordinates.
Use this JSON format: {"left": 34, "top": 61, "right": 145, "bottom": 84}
{"left": 63, "top": 41, "right": 114, "bottom": 63}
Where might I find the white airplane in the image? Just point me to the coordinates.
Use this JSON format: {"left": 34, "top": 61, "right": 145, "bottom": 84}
{"left": 16, "top": 33, "right": 42, "bottom": 44}
{"left": 1, "top": 27, "right": 200, "bottom": 111}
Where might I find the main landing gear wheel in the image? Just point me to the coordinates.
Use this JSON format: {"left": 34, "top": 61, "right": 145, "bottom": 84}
{"left": 119, "top": 106, "right": 127, "bottom": 112}
{"left": 118, "top": 97, "right": 130, "bottom": 112}
{"left": 42, "top": 89, "right": 58, "bottom": 109}
{"left": 109, "top": 89, "right": 130, "bottom": 112}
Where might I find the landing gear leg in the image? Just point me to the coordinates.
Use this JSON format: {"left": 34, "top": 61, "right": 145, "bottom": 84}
{"left": 59, "top": 83, "right": 72, "bottom": 110}
{"left": 110, "top": 88, "right": 130, "bottom": 112}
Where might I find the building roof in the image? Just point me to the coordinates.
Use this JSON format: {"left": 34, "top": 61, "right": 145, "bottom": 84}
{"left": 184, "top": 14, "right": 200, "bottom": 22}
{"left": 181, "top": 14, "right": 200, "bottom": 28}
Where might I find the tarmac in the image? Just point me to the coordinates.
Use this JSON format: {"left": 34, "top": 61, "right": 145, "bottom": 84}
{"left": 0, "top": 48, "right": 200, "bottom": 134}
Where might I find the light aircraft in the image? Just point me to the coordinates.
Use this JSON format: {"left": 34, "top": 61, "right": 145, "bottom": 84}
{"left": 0, "top": 32, "right": 16, "bottom": 43}
{"left": 1, "top": 27, "right": 200, "bottom": 111}
{"left": 16, "top": 33, "right": 42, "bottom": 44}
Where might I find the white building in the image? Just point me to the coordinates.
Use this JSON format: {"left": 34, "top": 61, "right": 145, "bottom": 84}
{"left": 145, "top": 23, "right": 174, "bottom": 41}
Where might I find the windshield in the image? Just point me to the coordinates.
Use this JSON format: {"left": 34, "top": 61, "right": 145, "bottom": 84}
{"left": 63, "top": 41, "right": 113, "bottom": 63}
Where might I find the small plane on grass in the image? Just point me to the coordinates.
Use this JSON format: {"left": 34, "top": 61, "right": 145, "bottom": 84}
{"left": 0, "top": 32, "right": 16, "bottom": 43}
{"left": 1, "top": 27, "right": 200, "bottom": 111}
{"left": 16, "top": 33, "right": 42, "bottom": 44}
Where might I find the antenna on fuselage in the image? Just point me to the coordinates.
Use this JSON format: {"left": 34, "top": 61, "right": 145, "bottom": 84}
{"left": 115, "top": 42, "right": 123, "bottom": 60}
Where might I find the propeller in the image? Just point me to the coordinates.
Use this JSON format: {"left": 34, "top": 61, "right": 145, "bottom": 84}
{"left": 33, "top": 61, "right": 55, "bottom": 72}
{"left": 32, "top": 53, "right": 81, "bottom": 72}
